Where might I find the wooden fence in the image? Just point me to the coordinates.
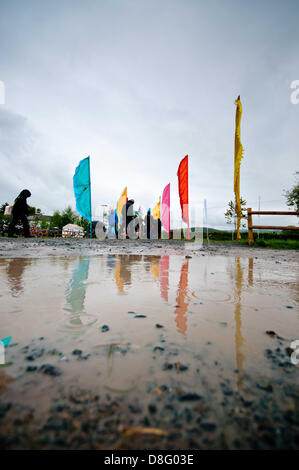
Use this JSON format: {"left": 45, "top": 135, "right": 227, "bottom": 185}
{"left": 247, "top": 209, "right": 299, "bottom": 245}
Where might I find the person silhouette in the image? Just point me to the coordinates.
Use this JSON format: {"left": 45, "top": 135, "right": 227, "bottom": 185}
{"left": 8, "top": 189, "right": 32, "bottom": 237}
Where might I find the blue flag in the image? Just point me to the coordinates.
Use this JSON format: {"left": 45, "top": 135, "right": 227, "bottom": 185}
{"left": 73, "top": 156, "right": 92, "bottom": 223}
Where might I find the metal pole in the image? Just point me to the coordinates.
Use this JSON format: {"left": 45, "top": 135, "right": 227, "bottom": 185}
{"left": 88, "top": 156, "right": 92, "bottom": 239}
{"left": 258, "top": 195, "right": 261, "bottom": 239}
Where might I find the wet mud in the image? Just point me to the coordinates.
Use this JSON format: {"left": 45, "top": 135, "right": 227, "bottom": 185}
{"left": 0, "top": 239, "right": 298, "bottom": 449}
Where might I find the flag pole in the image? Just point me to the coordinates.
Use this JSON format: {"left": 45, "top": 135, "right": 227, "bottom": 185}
{"left": 88, "top": 156, "right": 92, "bottom": 239}
{"left": 169, "top": 189, "right": 171, "bottom": 239}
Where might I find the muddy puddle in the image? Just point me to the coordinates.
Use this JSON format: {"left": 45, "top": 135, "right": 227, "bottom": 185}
{"left": 0, "top": 254, "right": 298, "bottom": 449}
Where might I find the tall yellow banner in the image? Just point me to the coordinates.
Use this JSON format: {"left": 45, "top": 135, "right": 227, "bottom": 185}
{"left": 117, "top": 187, "right": 127, "bottom": 228}
{"left": 152, "top": 197, "right": 161, "bottom": 220}
{"left": 234, "top": 96, "right": 244, "bottom": 241}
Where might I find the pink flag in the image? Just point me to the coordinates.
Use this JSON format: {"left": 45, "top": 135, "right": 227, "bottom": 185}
{"left": 161, "top": 183, "right": 170, "bottom": 234}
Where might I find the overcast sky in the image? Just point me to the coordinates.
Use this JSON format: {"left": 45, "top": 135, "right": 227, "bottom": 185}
{"left": 0, "top": 0, "right": 298, "bottom": 229}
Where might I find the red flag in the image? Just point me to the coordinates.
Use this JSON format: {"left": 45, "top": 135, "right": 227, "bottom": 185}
{"left": 177, "top": 155, "right": 189, "bottom": 225}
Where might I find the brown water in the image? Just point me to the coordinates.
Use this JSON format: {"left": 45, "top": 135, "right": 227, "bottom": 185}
{"left": 0, "top": 254, "right": 298, "bottom": 448}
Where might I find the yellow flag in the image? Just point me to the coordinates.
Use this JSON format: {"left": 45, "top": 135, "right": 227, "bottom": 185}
{"left": 152, "top": 197, "right": 161, "bottom": 220}
{"left": 234, "top": 96, "right": 244, "bottom": 240}
{"left": 116, "top": 186, "right": 127, "bottom": 228}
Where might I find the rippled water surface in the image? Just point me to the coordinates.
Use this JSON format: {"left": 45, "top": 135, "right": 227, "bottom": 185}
{"left": 1, "top": 254, "right": 298, "bottom": 391}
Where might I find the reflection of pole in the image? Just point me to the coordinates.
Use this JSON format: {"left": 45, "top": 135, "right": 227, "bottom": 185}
{"left": 174, "top": 259, "right": 190, "bottom": 335}
{"left": 234, "top": 257, "right": 245, "bottom": 392}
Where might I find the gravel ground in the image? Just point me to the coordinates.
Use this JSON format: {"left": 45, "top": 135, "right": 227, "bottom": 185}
{"left": 0, "top": 236, "right": 298, "bottom": 261}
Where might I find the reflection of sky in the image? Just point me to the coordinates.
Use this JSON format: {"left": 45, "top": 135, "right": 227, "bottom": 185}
{"left": 64, "top": 257, "right": 92, "bottom": 329}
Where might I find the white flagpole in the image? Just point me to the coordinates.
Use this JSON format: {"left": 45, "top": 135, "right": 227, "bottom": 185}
{"left": 258, "top": 195, "right": 261, "bottom": 239}
{"left": 204, "top": 199, "right": 209, "bottom": 243}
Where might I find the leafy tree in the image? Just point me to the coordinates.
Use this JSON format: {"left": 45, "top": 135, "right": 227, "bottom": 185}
{"left": 224, "top": 198, "right": 247, "bottom": 237}
{"left": 284, "top": 172, "right": 299, "bottom": 214}
{"left": 40, "top": 218, "right": 49, "bottom": 229}
{"left": 0, "top": 203, "right": 8, "bottom": 222}
{"left": 50, "top": 210, "right": 63, "bottom": 229}
{"left": 61, "top": 206, "right": 77, "bottom": 227}
{"left": 28, "top": 206, "right": 36, "bottom": 216}
{"left": 77, "top": 216, "right": 90, "bottom": 232}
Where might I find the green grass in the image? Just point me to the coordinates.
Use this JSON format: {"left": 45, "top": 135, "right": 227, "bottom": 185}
{"left": 253, "top": 239, "right": 299, "bottom": 250}
{"left": 202, "top": 238, "right": 299, "bottom": 249}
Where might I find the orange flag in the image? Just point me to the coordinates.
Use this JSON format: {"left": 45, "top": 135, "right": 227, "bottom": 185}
{"left": 177, "top": 155, "right": 189, "bottom": 224}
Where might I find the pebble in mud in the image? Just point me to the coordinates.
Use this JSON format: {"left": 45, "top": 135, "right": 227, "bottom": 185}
{"left": 72, "top": 349, "right": 82, "bottom": 356}
{"left": 178, "top": 393, "right": 202, "bottom": 402}
{"left": 148, "top": 404, "right": 157, "bottom": 414}
{"left": 39, "top": 364, "right": 61, "bottom": 377}
{"left": 201, "top": 422, "right": 216, "bottom": 432}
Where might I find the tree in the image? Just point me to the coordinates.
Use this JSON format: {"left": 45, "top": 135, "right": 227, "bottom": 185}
{"left": 77, "top": 216, "right": 89, "bottom": 232}
{"left": 50, "top": 210, "right": 63, "bottom": 229}
{"left": 40, "top": 218, "right": 49, "bottom": 229}
{"left": 50, "top": 207, "right": 90, "bottom": 231}
{"left": 0, "top": 203, "right": 8, "bottom": 221}
{"left": 284, "top": 172, "right": 299, "bottom": 214}
{"left": 61, "top": 206, "right": 76, "bottom": 227}
{"left": 224, "top": 198, "right": 247, "bottom": 239}
{"left": 28, "top": 206, "right": 36, "bottom": 216}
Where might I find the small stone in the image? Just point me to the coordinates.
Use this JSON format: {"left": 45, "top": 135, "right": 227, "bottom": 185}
{"left": 101, "top": 325, "right": 110, "bottom": 332}
{"left": 155, "top": 324, "right": 164, "bottom": 329}
{"left": 25, "top": 355, "right": 35, "bottom": 361}
{"left": 178, "top": 393, "right": 202, "bottom": 401}
{"left": 128, "top": 405, "right": 142, "bottom": 414}
{"left": 26, "top": 366, "right": 37, "bottom": 372}
{"left": 72, "top": 349, "right": 82, "bottom": 356}
{"left": 266, "top": 330, "right": 276, "bottom": 337}
{"left": 77, "top": 354, "right": 91, "bottom": 360}
{"left": 175, "top": 363, "right": 188, "bottom": 371}
{"left": 286, "top": 305, "right": 294, "bottom": 309}
{"left": 148, "top": 404, "right": 157, "bottom": 414}
{"left": 201, "top": 422, "right": 216, "bottom": 432}
{"left": 153, "top": 346, "right": 165, "bottom": 353}
{"left": 134, "top": 315, "right": 147, "bottom": 318}
{"left": 39, "top": 364, "right": 61, "bottom": 377}
{"left": 256, "top": 383, "right": 273, "bottom": 393}
{"left": 163, "top": 362, "right": 173, "bottom": 370}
